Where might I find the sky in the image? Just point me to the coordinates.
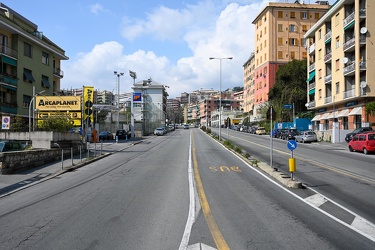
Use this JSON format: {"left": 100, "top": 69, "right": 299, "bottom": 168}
{"left": 3, "top": 0, "right": 336, "bottom": 98}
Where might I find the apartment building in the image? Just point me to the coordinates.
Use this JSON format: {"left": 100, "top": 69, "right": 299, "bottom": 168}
{"left": 250, "top": 1, "right": 330, "bottom": 120}
{"left": 0, "top": 3, "right": 68, "bottom": 124}
{"left": 243, "top": 52, "right": 255, "bottom": 116}
{"left": 304, "top": 0, "right": 375, "bottom": 132}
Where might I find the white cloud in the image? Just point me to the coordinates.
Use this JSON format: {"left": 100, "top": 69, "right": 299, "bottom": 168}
{"left": 64, "top": 1, "right": 268, "bottom": 98}
{"left": 89, "top": 3, "right": 109, "bottom": 15}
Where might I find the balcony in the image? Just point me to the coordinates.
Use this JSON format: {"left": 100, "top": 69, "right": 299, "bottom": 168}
{"left": 324, "top": 30, "right": 332, "bottom": 42}
{"left": 308, "top": 62, "right": 316, "bottom": 72}
{"left": 360, "top": 61, "right": 366, "bottom": 71}
{"left": 343, "top": 37, "right": 355, "bottom": 52}
{"left": 343, "top": 89, "right": 355, "bottom": 99}
{"left": 324, "top": 52, "right": 332, "bottom": 62}
{"left": 0, "top": 45, "right": 18, "bottom": 59}
{"left": 309, "top": 43, "right": 315, "bottom": 54}
{"left": 324, "top": 96, "right": 332, "bottom": 104}
{"left": 308, "top": 82, "right": 315, "bottom": 90}
{"left": 324, "top": 74, "right": 332, "bottom": 84}
{"left": 0, "top": 102, "right": 17, "bottom": 114}
{"left": 0, "top": 74, "right": 18, "bottom": 88}
{"left": 53, "top": 68, "right": 64, "bottom": 78}
{"left": 343, "top": 12, "right": 355, "bottom": 27}
{"left": 307, "top": 101, "right": 315, "bottom": 108}
{"left": 359, "top": 8, "right": 366, "bottom": 18}
{"left": 343, "top": 63, "right": 355, "bottom": 76}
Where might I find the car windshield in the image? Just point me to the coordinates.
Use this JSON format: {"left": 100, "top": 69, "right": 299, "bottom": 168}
{"left": 0, "top": 142, "right": 4, "bottom": 152}
{"left": 99, "top": 132, "right": 108, "bottom": 135}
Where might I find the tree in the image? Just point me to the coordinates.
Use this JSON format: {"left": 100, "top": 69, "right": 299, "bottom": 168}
{"left": 10, "top": 115, "right": 28, "bottom": 132}
{"left": 38, "top": 116, "right": 73, "bottom": 132}
{"left": 365, "top": 101, "right": 375, "bottom": 117}
{"left": 268, "top": 60, "right": 307, "bottom": 121}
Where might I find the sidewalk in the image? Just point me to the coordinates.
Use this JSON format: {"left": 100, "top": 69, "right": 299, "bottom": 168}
{"left": 0, "top": 138, "right": 145, "bottom": 197}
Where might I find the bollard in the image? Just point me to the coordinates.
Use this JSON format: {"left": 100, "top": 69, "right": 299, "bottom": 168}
{"left": 61, "top": 149, "right": 64, "bottom": 170}
{"left": 116, "top": 135, "right": 118, "bottom": 143}
{"left": 289, "top": 158, "right": 296, "bottom": 180}
{"left": 71, "top": 148, "right": 73, "bottom": 166}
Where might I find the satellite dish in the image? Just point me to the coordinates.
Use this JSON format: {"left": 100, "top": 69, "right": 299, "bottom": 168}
{"left": 360, "top": 27, "right": 368, "bottom": 34}
{"left": 342, "top": 57, "right": 348, "bottom": 64}
{"left": 360, "top": 81, "right": 367, "bottom": 88}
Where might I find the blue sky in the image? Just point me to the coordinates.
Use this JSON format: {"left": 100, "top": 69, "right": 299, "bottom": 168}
{"left": 3, "top": 0, "right": 336, "bottom": 98}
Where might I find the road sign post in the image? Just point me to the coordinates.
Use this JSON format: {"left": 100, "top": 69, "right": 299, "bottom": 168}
{"left": 287, "top": 140, "right": 298, "bottom": 180}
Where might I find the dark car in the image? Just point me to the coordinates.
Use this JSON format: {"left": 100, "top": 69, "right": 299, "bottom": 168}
{"left": 271, "top": 129, "right": 283, "bottom": 138}
{"left": 280, "top": 129, "right": 300, "bottom": 140}
{"left": 115, "top": 129, "right": 129, "bottom": 140}
{"left": 0, "top": 141, "right": 24, "bottom": 152}
{"left": 99, "top": 131, "right": 113, "bottom": 141}
{"left": 345, "top": 127, "right": 374, "bottom": 142}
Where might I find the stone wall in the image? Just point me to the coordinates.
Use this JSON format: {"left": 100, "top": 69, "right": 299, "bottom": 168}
{"left": 0, "top": 146, "right": 83, "bottom": 175}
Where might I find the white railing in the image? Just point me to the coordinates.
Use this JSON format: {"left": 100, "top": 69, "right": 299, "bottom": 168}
{"left": 324, "top": 30, "right": 332, "bottom": 42}
{"left": 324, "top": 74, "right": 332, "bottom": 84}
{"left": 309, "top": 43, "right": 315, "bottom": 54}
{"left": 308, "top": 63, "right": 315, "bottom": 72}
{"left": 343, "top": 37, "right": 355, "bottom": 51}
{"left": 343, "top": 12, "right": 355, "bottom": 27}
{"left": 343, "top": 63, "right": 355, "bottom": 75}
{"left": 343, "top": 89, "right": 355, "bottom": 99}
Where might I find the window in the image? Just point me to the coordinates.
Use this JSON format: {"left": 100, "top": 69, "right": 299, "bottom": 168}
{"left": 290, "top": 38, "right": 298, "bottom": 46}
{"left": 24, "top": 42, "right": 32, "bottom": 57}
{"left": 290, "top": 24, "right": 296, "bottom": 32}
{"left": 23, "top": 68, "right": 35, "bottom": 83}
{"left": 335, "top": 82, "right": 340, "bottom": 94}
{"left": 23, "top": 95, "right": 31, "bottom": 108}
{"left": 335, "top": 59, "right": 340, "bottom": 71}
{"left": 301, "top": 12, "right": 308, "bottom": 19}
{"left": 315, "top": 13, "right": 320, "bottom": 19}
{"left": 319, "top": 89, "right": 322, "bottom": 99}
{"left": 302, "top": 38, "right": 307, "bottom": 47}
{"left": 336, "top": 36, "right": 340, "bottom": 48}
{"left": 42, "top": 52, "right": 49, "bottom": 65}
{"left": 318, "top": 69, "right": 322, "bottom": 79}
{"left": 264, "top": 40, "right": 267, "bottom": 47}
{"left": 278, "top": 24, "right": 283, "bottom": 32}
{"left": 264, "top": 27, "right": 267, "bottom": 35}
{"left": 278, "top": 51, "right": 283, "bottom": 59}
{"left": 260, "top": 44, "right": 262, "bottom": 50}
{"left": 335, "top": 13, "right": 340, "bottom": 26}
{"left": 278, "top": 11, "right": 283, "bottom": 18}
{"left": 41, "top": 75, "right": 51, "bottom": 88}
{"left": 318, "top": 29, "right": 322, "bottom": 39}
{"left": 290, "top": 51, "right": 296, "bottom": 59}
{"left": 302, "top": 25, "right": 307, "bottom": 32}
{"left": 318, "top": 49, "right": 322, "bottom": 60}
{"left": 290, "top": 12, "right": 295, "bottom": 19}
{"left": 302, "top": 52, "right": 307, "bottom": 59}
{"left": 260, "top": 31, "right": 262, "bottom": 38}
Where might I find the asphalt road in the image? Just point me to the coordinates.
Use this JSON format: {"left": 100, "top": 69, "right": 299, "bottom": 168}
{"left": 0, "top": 128, "right": 374, "bottom": 249}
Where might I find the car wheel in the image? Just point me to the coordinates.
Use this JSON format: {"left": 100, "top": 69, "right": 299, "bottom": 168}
{"left": 348, "top": 146, "right": 353, "bottom": 152}
{"left": 363, "top": 148, "right": 368, "bottom": 155}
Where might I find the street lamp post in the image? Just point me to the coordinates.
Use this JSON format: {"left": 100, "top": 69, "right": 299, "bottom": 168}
{"left": 129, "top": 70, "right": 137, "bottom": 138}
{"left": 114, "top": 71, "right": 124, "bottom": 131}
{"left": 28, "top": 88, "right": 45, "bottom": 134}
{"left": 209, "top": 57, "right": 233, "bottom": 141}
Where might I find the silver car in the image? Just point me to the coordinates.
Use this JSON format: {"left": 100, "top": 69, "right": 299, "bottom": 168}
{"left": 154, "top": 127, "right": 164, "bottom": 136}
{"left": 294, "top": 131, "right": 318, "bottom": 143}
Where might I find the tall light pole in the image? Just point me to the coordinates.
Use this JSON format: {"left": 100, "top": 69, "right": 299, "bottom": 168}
{"left": 114, "top": 71, "right": 124, "bottom": 131}
{"left": 209, "top": 57, "right": 233, "bottom": 141}
{"left": 29, "top": 88, "right": 45, "bottom": 134}
{"left": 129, "top": 70, "right": 137, "bottom": 138}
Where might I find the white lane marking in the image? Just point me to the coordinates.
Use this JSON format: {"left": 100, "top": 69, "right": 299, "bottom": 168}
{"left": 304, "top": 193, "right": 328, "bottom": 207}
{"left": 352, "top": 217, "right": 375, "bottom": 238}
{"left": 205, "top": 131, "right": 375, "bottom": 243}
{"left": 179, "top": 130, "right": 196, "bottom": 250}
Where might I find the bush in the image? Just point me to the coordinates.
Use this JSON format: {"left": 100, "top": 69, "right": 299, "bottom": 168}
{"left": 235, "top": 146, "right": 242, "bottom": 154}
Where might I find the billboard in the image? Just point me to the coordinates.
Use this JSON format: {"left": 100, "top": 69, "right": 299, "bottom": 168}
{"left": 133, "top": 92, "right": 142, "bottom": 102}
{"left": 83, "top": 86, "right": 94, "bottom": 122}
{"left": 35, "top": 96, "right": 81, "bottom": 111}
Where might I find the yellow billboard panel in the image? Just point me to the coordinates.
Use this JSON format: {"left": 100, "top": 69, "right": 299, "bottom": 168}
{"left": 83, "top": 86, "right": 94, "bottom": 122}
{"left": 35, "top": 96, "right": 81, "bottom": 111}
{"left": 38, "top": 112, "right": 82, "bottom": 119}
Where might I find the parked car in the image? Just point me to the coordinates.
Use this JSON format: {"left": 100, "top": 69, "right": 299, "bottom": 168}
{"left": 99, "top": 131, "right": 113, "bottom": 141}
{"left": 255, "top": 127, "right": 266, "bottom": 135}
{"left": 294, "top": 131, "right": 318, "bottom": 143}
{"left": 115, "top": 129, "right": 129, "bottom": 140}
{"left": 154, "top": 127, "right": 165, "bottom": 136}
{"left": 280, "top": 128, "right": 300, "bottom": 140}
{"left": 348, "top": 132, "right": 375, "bottom": 154}
{"left": 345, "top": 127, "right": 374, "bottom": 142}
{"left": 183, "top": 124, "right": 189, "bottom": 129}
{"left": 0, "top": 141, "right": 24, "bottom": 152}
{"left": 248, "top": 127, "right": 257, "bottom": 134}
{"left": 271, "top": 129, "right": 282, "bottom": 138}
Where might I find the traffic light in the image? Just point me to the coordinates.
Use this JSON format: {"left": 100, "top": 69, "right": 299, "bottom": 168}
{"left": 83, "top": 86, "right": 94, "bottom": 123}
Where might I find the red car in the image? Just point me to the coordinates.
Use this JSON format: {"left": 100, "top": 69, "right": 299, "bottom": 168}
{"left": 348, "top": 132, "right": 375, "bottom": 155}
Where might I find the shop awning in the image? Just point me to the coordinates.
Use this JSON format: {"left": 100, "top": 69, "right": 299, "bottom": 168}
{"left": 337, "top": 109, "right": 349, "bottom": 117}
{"left": 320, "top": 113, "right": 330, "bottom": 120}
{"left": 309, "top": 88, "right": 315, "bottom": 95}
{"left": 348, "top": 107, "right": 362, "bottom": 116}
{"left": 311, "top": 115, "right": 321, "bottom": 121}
{"left": 327, "top": 111, "right": 339, "bottom": 119}
{"left": 306, "top": 70, "right": 316, "bottom": 82}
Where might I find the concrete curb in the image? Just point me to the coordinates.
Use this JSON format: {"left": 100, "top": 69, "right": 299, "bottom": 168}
{"left": 257, "top": 162, "right": 302, "bottom": 189}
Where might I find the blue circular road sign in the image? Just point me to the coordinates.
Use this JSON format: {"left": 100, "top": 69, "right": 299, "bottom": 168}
{"left": 287, "top": 140, "right": 298, "bottom": 151}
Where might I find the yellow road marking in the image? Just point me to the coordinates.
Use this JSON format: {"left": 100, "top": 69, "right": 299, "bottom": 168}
{"left": 192, "top": 133, "right": 230, "bottom": 250}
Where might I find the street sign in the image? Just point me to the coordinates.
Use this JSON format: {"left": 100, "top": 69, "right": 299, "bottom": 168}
{"left": 2, "top": 116, "right": 10, "bottom": 129}
{"left": 287, "top": 140, "right": 298, "bottom": 151}
{"left": 283, "top": 104, "right": 293, "bottom": 109}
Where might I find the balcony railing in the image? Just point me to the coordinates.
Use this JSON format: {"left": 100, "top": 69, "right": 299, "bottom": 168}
{"left": 324, "top": 52, "right": 332, "bottom": 62}
{"left": 359, "top": 8, "right": 366, "bottom": 18}
{"left": 360, "top": 34, "right": 366, "bottom": 44}
{"left": 343, "top": 89, "right": 355, "bottom": 99}
{"left": 343, "top": 63, "right": 355, "bottom": 75}
{"left": 324, "top": 74, "right": 332, "bottom": 84}
{"left": 324, "top": 96, "right": 332, "bottom": 104}
{"left": 0, "top": 74, "right": 18, "bottom": 87}
{"left": 0, "top": 45, "right": 18, "bottom": 59}
{"left": 360, "top": 61, "right": 366, "bottom": 70}
{"left": 53, "top": 68, "right": 64, "bottom": 78}
{"left": 343, "top": 12, "right": 355, "bottom": 27}
{"left": 343, "top": 37, "right": 355, "bottom": 51}
{"left": 308, "top": 62, "right": 315, "bottom": 72}
{"left": 309, "top": 82, "right": 315, "bottom": 90}
{"left": 324, "top": 30, "right": 332, "bottom": 42}
{"left": 309, "top": 43, "right": 315, "bottom": 54}
{"left": 307, "top": 101, "right": 315, "bottom": 108}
